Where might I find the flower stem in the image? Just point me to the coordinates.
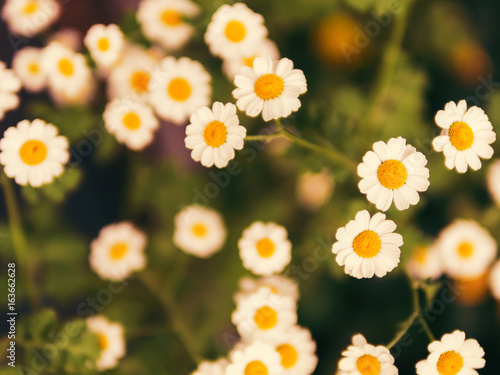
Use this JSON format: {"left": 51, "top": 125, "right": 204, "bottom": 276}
{"left": 1, "top": 174, "right": 39, "bottom": 311}
{"left": 275, "top": 119, "right": 358, "bottom": 171}
{"left": 138, "top": 272, "right": 201, "bottom": 364}
{"left": 244, "top": 133, "right": 281, "bottom": 142}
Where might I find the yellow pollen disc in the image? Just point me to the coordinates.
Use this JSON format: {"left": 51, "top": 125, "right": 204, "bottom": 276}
{"left": 109, "top": 242, "right": 128, "bottom": 260}
{"left": 436, "top": 351, "right": 464, "bottom": 375}
{"left": 203, "top": 121, "right": 227, "bottom": 148}
{"left": 28, "top": 62, "right": 39, "bottom": 74}
{"left": 130, "top": 70, "right": 150, "bottom": 93}
{"left": 256, "top": 238, "right": 275, "bottom": 258}
{"left": 167, "top": 77, "right": 191, "bottom": 101}
{"left": 356, "top": 354, "right": 381, "bottom": 375}
{"left": 23, "top": 1, "right": 38, "bottom": 15}
{"left": 161, "top": 9, "right": 182, "bottom": 26}
{"left": 254, "top": 306, "right": 278, "bottom": 330}
{"left": 449, "top": 121, "right": 474, "bottom": 151}
{"left": 262, "top": 284, "right": 280, "bottom": 294}
{"left": 97, "top": 37, "right": 110, "bottom": 52}
{"left": 192, "top": 223, "right": 207, "bottom": 238}
{"left": 19, "top": 140, "right": 47, "bottom": 166}
{"left": 224, "top": 20, "right": 247, "bottom": 43}
{"left": 254, "top": 74, "right": 285, "bottom": 100}
{"left": 276, "top": 344, "right": 298, "bottom": 369}
{"left": 352, "top": 230, "right": 381, "bottom": 258}
{"left": 97, "top": 333, "right": 108, "bottom": 350}
{"left": 244, "top": 360, "right": 268, "bottom": 375}
{"left": 457, "top": 241, "right": 474, "bottom": 259}
{"left": 122, "top": 112, "right": 141, "bottom": 130}
{"left": 413, "top": 247, "right": 428, "bottom": 265}
{"left": 243, "top": 56, "right": 257, "bottom": 68}
{"left": 58, "top": 58, "right": 74, "bottom": 77}
{"left": 377, "top": 159, "right": 407, "bottom": 190}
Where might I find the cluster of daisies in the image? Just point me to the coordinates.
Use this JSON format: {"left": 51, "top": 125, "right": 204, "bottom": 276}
{"left": 171, "top": 206, "right": 317, "bottom": 375}
{"left": 331, "top": 100, "right": 497, "bottom": 280}
{"left": 335, "top": 329, "right": 485, "bottom": 375}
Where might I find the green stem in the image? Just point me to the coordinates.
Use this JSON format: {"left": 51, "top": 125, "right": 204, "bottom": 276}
{"left": 275, "top": 119, "right": 358, "bottom": 171}
{"left": 1, "top": 174, "right": 39, "bottom": 310}
{"left": 244, "top": 133, "right": 281, "bottom": 142}
{"left": 137, "top": 272, "right": 201, "bottom": 364}
{"left": 361, "top": 0, "right": 414, "bottom": 132}
{"left": 386, "top": 312, "right": 417, "bottom": 350}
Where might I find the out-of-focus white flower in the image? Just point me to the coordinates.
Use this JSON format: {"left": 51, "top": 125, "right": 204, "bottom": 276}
{"left": 0, "top": 61, "right": 21, "bottom": 119}
{"left": 2, "top": 0, "right": 61, "bottom": 38}
{"left": 12, "top": 47, "right": 46, "bottom": 93}
{"left": 84, "top": 24, "right": 125, "bottom": 68}
{"left": 86, "top": 316, "right": 126, "bottom": 371}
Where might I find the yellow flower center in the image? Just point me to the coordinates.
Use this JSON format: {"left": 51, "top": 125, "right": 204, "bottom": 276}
{"left": 413, "top": 247, "right": 428, "bottom": 265}
{"left": 276, "top": 344, "right": 298, "bottom": 369}
{"left": 243, "top": 56, "right": 257, "bottom": 68}
{"left": 203, "top": 121, "right": 227, "bottom": 148}
{"left": 377, "top": 159, "right": 407, "bottom": 190}
{"left": 19, "top": 140, "right": 47, "bottom": 166}
{"left": 244, "top": 360, "right": 268, "bottom": 375}
{"left": 356, "top": 354, "right": 381, "bottom": 375}
{"left": 352, "top": 230, "right": 381, "bottom": 258}
{"left": 225, "top": 20, "right": 246, "bottom": 43}
{"left": 122, "top": 112, "right": 141, "bottom": 130}
{"left": 23, "top": 1, "right": 38, "bottom": 15}
{"left": 449, "top": 121, "right": 474, "bottom": 151}
{"left": 256, "top": 238, "right": 275, "bottom": 258}
{"left": 130, "top": 70, "right": 151, "bottom": 93}
{"left": 58, "top": 58, "right": 74, "bottom": 77}
{"left": 457, "top": 241, "right": 474, "bottom": 259}
{"left": 436, "top": 351, "right": 464, "bottom": 375}
{"left": 167, "top": 77, "right": 191, "bottom": 102}
{"left": 254, "top": 306, "right": 278, "bottom": 330}
{"left": 28, "top": 62, "right": 39, "bottom": 74}
{"left": 191, "top": 223, "right": 207, "bottom": 238}
{"left": 98, "top": 333, "right": 108, "bottom": 350}
{"left": 97, "top": 37, "right": 110, "bottom": 52}
{"left": 109, "top": 242, "right": 128, "bottom": 260}
{"left": 254, "top": 74, "right": 285, "bottom": 100}
{"left": 161, "top": 9, "right": 182, "bottom": 26}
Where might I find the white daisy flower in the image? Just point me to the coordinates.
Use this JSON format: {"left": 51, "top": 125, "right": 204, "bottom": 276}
{"left": 233, "top": 55, "right": 307, "bottom": 122}
{"left": 231, "top": 286, "right": 297, "bottom": 341}
{"left": 204, "top": 3, "right": 268, "bottom": 59}
{"left": 86, "top": 316, "right": 126, "bottom": 371}
{"left": 416, "top": 330, "right": 485, "bottom": 375}
{"left": 107, "top": 44, "right": 161, "bottom": 101}
{"left": 433, "top": 219, "right": 496, "bottom": 279}
{"left": 0, "top": 61, "right": 21, "bottom": 120}
{"left": 185, "top": 102, "right": 246, "bottom": 168}
{"left": 235, "top": 275, "right": 299, "bottom": 304}
{"left": 489, "top": 260, "right": 500, "bottom": 300}
{"left": 103, "top": 98, "right": 159, "bottom": 151}
{"left": 406, "top": 245, "right": 443, "bottom": 281}
{"left": 358, "top": 137, "right": 430, "bottom": 211}
{"left": 296, "top": 168, "right": 335, "bottom": 211}
{"left": 0, "top": 119, "right": 69, "bottom": 187}
{"left": 226, "top": 340, "right": 284, "bottom": 375}
{"left": 12, "top": 47, "right": 46, "bottom": 93}
{"left": 331, "top": 210, "right": 403, "bottom": 279}
{"left": 149, "top": 56, "right": 211, "bottom": 125}
{"left": 432, "top": 100, "right": 496, "bottom": 173}
{"left": 137, "top": 0, "right": 200, "bottom": 50}
{"left": 191, "top": 358, "right": 229, "bottom": 375}
{"left": 84, "top": 24, "right": 125, "bottom": 68}
{"left": 267, "top": 325, "right": 318, "bottom": 375}
{"left": 1, "top": 0, "right": 61, "bottom": 38}
{"left": 41, "top": 42, "right": 94, "bottom": 103}
{"left": 486, "top": 159, "right": 500, "bottom": 206}
{"left": 89, "top": 222, "right": 147, "bottom": 281}
{"left": 338, "top": 334, "right": 398, "bottom": 375}
{"left": 222, "top": 38, "right": 280, "bottom": 80}
{"left": 173, "top": 205, "right": 227, "bottom": 258}
{"left": 48, "top": 28, "right": 83, "bottom": 51}
{"left": 238, "top": 221, "right": 292, "bottom": 276}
